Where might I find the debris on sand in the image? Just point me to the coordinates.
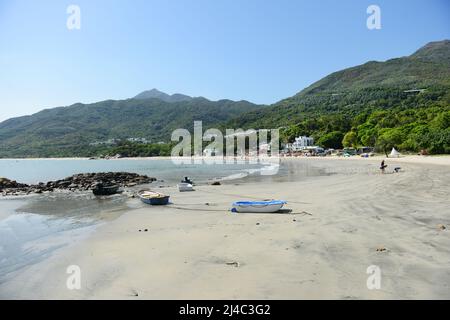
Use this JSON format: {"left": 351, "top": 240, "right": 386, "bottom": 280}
{"left": 376, "top": 246, "right": 388, "bottom": 252}
{"left": 437, "top": 224, "right": 446, "bottom": 231}
{"left": 130, "top": 289, "right": 139, "bottom": 297}
{"left": 211, "top": 181, "right": 221, "bottom": 186}
{"left": 225, "top": 261, "right": 240, "bottom": 268}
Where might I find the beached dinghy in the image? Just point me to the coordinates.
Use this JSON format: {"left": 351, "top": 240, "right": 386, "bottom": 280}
{"left": 137, "top": 190, "right": 170, "bottom": 205}
{"left": 92, "top": 184, "right": 120, "bottom": 196}
{"left": 178, "top": 182, "right": 194, "bottom": 192}
{"left": 231, "top": 200, "right": 287, "bottom": 213}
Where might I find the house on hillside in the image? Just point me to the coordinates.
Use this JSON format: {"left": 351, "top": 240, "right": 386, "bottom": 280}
{"left": 403, "top": 89, "right": 426, "bottom": 94}
{"left": 127, "top": 137, "right": 150, "bottom": 144}
{"left": 291, "top": 136, "right": 315, "bottom": 151}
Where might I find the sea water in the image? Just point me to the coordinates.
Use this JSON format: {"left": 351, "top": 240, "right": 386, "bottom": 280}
{"left": 0, "top": 158, "right": 266, "bottom": 185}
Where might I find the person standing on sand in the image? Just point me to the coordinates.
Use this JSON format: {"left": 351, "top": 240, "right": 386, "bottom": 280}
{"left": 380, "top": 160, "right": 387, "bottom": 173}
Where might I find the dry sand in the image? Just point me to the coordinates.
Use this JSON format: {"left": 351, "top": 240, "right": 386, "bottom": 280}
{"left": 1, "top": 156, "right": 449, "bottom": 299}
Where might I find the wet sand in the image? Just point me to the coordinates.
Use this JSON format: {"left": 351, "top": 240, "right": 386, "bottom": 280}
{"left": 0, "top": 156, "right": 449, "bottom": 299}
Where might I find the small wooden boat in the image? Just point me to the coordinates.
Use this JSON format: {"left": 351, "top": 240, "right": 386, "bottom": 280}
{"left": 178, "top": 182, "right": 194, "bottom": 192}
{"left": 92, "top": 185, "right": 120, "bottom": 196}
{"left": 137, "top": 190, "right": 170, "bottom": 205}
{"left": 231, "top": 200, "right": 287, "bottom": 213}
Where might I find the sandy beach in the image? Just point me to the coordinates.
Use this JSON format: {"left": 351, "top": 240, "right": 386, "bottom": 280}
{"left": 1, "top": 156, "right": 449, "bottom": 299}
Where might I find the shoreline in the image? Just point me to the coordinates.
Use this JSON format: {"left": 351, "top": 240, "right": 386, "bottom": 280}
{"left": 282, "top": 155, "right": 450, "bottom": 167}
{"left": 1, "top": 154, "right": 449, "bottom": 165}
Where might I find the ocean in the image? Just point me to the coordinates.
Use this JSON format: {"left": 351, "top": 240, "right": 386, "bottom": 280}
{"left": 0, "top": 158, "right": 268, "bottom": 185}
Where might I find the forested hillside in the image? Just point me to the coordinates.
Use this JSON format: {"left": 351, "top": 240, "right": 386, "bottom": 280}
{"left": 226, "top": 40, "right": 450, "bottom": 154}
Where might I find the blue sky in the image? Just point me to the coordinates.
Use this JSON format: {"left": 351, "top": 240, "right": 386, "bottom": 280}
{"left": 0, "top": 0, "right": 449, "bottom": 121}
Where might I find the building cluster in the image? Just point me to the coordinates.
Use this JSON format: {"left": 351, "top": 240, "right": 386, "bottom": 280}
{"left": 284, "top": 136, "right": 325, "bottom": 155}
{"left": 89, "top": 137, "right": 150, "bottom": 146}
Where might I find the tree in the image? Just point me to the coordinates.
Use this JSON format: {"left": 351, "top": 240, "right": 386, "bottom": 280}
{"left": 375, "top": 128, "right": 405, "bottom": 156}
{"left": 318, "top": 131, "right": 344, "bottom": 149}
{"left": 431, "top": 111, "right": 450, "bottom": 130}
{"left": 416, "top": 129, "right": 450, "bottom": 154}
{"left": 342, "top": 131, "right": 358, "bottom": 148}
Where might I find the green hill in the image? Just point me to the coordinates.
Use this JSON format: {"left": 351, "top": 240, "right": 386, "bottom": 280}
{"left": 298, "top": 40, "right": 450, "bottom": 96}
{"left": 0, "top": 95, "right": 263, "bottom": 158}
{"left": 226, "top": 40, "right": 450, "bottom": 154}
{"left": 133, "top": 88, "right": 195, "bottom": 103}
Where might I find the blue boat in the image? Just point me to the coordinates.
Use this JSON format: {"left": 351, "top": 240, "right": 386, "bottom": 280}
{"left": 232, "top": 200, "right": 287, "bottom": 213}
{"left": 137, "top": 190, "right": 170, "bottom": 205}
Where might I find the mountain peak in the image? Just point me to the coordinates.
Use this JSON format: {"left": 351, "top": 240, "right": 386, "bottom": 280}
{"left": 410, "top": 40, "right": 450, "bottom": 64}
{"left": 133, "top": 89, "right": 193, "bottom": 103}
{"left": 147, "top": 88, "right": 165, "bottom": 94}
{"left": 295, "top": 39, "right": 450, "bottom": 96}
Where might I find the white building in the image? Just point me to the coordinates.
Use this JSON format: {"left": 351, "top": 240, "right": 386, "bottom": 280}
{"left": 127, "top": 137, "right": 149, "bottom": 144}
{"left": 291, "top": 136, "right": 314, "bottom": 151}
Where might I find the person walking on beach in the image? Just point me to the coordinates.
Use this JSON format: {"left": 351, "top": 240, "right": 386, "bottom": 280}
{"left": 380, "top": 160, "right": 387, "bottom": 173}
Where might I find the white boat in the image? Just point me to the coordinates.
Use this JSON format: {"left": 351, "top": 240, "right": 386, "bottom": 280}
{"left": 178, "top": 182, "right": 194, "bottom": 192}
{"left": 232, "top": 200, "right": 287, "bottom": 213}
{"left": 137, "top": 190, "right": 170, "bottom": 205}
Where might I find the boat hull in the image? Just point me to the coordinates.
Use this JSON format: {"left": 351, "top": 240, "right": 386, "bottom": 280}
{"left": 232, "top": 200, "right": 287, "bottom": 213}
{"left": 178, "top": 183, "right": 194, "bottom": 192}
{"left": 137, "top": 190, "right": 170, "bottom": 205}
{"left": 92, "top": 185, "right": 120, "bottom": 196}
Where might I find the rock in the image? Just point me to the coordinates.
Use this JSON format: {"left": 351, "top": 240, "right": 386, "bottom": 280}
{"left": 1, "top": 172, "right": 157, "bottom": 196}
{"left": 0, "top": 177, "right": 29, "bottom": 190}
{"left": 376, "top": 246, "right": 387, "bottom": 252}
{"left": 211, "top": 181, "right": 221, "bottom": 186}
{"left": 437, "top": 224, "right": 446, "bottom": 231}
{"left": 58, "top": 181, "right": 72, "bottom": 187}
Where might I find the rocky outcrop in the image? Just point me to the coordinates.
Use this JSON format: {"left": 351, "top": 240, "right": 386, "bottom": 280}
{"left": 0, "top": 178, "right": 29, "bottom": 190}
{"left": 1, "top": 172, "right": 156, "bottom": 196}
